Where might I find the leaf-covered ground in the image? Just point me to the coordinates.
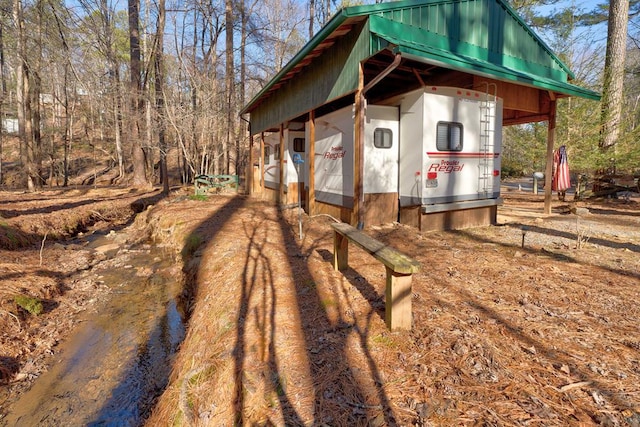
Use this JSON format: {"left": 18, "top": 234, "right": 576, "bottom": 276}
{"left": 1, "top": 187, "right": 639, "bottom": 426}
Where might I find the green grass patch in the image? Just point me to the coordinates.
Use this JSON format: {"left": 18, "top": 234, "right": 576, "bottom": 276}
{"left": 321, "top": 299, "right": 337, "bottom": 309}
{"left": 14, "top": 295, "right": 44, "bottom": 316}
{"left": 188, "top": 194, "right": 208, "bottom": 201}
{"left": 182, "top": 234, "right": 204, "bottom": 257}
{"left": 371, "top": 333, "right": 396, "bottom": 349}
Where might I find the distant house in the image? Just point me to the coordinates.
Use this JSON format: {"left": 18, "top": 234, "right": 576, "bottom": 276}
{"left": 241, "top": 0, "right": 599, "bottom": 231}
{"left": 2, "top": 118, "right": 18, "bottom": 134}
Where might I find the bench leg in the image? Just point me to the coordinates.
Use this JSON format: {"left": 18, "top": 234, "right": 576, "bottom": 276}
{"left": 333, "top": 231, "right": 349, "bottom": 271}
{"left": 385, "top": 267, "right": 412, "bottom": 330}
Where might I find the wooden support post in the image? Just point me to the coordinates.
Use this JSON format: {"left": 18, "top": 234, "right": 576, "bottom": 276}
{"left": 333, "top": 231, "right": 349, "bottom": 271}
{"left": 308, "top": 110, "right": 316, "bottom": 215}
{"left": 544, "top": 98, "right": 557, "bottom": 215}
{"left": 354, "top": 63, "right": 365, "bottom": 227}
{"left": 385, "top": 268, "right": 413, "bottom": 330}
{"left": 279, "top": 124, "right": 285, "bottom": 204}
{"left": 260, "top": 132, "right": 265, "bottom": 194}
{"left": 248, "top": 134, "right": 254, "bottom": 195}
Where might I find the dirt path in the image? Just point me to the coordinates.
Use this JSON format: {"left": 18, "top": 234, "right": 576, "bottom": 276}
{"left": 2, "top": 187, "right": 640, "bottom": 425}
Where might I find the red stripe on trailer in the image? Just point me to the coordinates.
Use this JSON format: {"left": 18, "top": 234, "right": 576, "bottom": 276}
{"left": 426, "top": 152, "right": 500, "bottom": 158}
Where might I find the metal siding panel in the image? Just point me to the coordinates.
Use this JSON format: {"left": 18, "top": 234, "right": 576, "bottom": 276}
{"left": 250, "top": 23, "right": 369, "bottom": 134}
{"left": 248, "top": 0, "right": 598, "bottom": 133}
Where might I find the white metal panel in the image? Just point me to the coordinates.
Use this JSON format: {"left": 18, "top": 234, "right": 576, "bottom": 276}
{"left": 364, "top": 105, "right": 399, "bottom": 194}
{"left": 422, "top": 88, "right": 481, "bottom": 201}
{"left": 314, "top": 105, "right": 355, "bottom": 205}
{"left": 263, "top": 132, "right": 280, "bottom": 188}
{"left": 399, "top": 88, "right": 426, "bottom": 206}
{"left": 399, "top": 87, "right": 503, "bottom": 206}
{"left": 285, "top": 130, "right": 305, "bottom": 185}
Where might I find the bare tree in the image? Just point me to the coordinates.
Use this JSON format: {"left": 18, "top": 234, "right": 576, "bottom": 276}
{"left": 154, "top": 0, "right": 168, "bottom": 194}
{"left": 128, "top": 0, "right": 147, "bottom": 185}
{"left": 225, "top": 0, "right": 234, "bottom": 175}
{"left": 600, "top": 0, "right": 630, "bottom": 150}
{"left": 13, "top": 0, "right": 36, "bottom": 191}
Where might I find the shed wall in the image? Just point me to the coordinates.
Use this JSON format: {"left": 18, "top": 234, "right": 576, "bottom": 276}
{"left": 249, "top": 22, "right": 371, "bottom": 135}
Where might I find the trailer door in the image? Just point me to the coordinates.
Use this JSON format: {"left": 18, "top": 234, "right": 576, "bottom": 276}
{"left": 364, "top": 105, "right": 399, "bottom": 195}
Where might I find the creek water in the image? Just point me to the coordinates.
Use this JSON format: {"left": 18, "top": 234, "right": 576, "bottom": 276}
{"left": 3, "top": 237, "right": 185, "bottom": 426}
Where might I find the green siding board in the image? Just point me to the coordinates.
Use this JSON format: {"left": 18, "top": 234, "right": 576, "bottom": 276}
{"left": 249, "top": 22, "right": 370, "bottom": 134}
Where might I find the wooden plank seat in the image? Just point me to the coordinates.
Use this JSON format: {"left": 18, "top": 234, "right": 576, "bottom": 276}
{"left": 194, "top": 174, "right": 238, "bottom": 196}
{"left": 330, "top": 222, "right": 420, "bottom": 330}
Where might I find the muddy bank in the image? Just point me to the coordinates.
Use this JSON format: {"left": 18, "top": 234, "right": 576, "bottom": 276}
{"left": 0, "top": 187, "right": 181, "bottom": 421}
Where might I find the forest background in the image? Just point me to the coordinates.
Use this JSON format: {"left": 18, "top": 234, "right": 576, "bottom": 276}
{"left": 0, "top": 0, "right": 638, "bottom": 191}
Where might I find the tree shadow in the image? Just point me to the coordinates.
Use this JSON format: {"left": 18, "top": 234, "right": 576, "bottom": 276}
{"left": 505, "top": 221, "right": 640, "bottom": 257}
{"left": 421, "top": 277, "right": 639, "bottom": 416}
{"left": 275, "top": 215, "right": 397, "bottom": 425}
{"left": 315, "top": 248, "right": 386, "bottom": 322}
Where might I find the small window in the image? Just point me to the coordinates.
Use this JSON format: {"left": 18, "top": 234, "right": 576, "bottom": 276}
{"left": 373, "top": 128, "right": 393, "bottom": 149}
{"left": 264, "top": 146, "right": 271, "bottom": 165}
{"left": 274, "top": 143, "right": 280, "bottom": 160}
{"left": 436, "top": 122, "right": 463, "bottom": 151}
{"left": 293, "top": 137, "right": 305, "bottom": 152}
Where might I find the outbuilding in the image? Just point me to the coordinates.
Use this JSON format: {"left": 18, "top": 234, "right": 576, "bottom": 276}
{"left": 240, "top": 0, "right": 599, "bottom": 231}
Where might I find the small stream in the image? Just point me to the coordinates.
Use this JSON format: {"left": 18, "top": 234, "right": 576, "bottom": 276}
{"left": 3, "top": 234, "right": 185, "bottom": 426}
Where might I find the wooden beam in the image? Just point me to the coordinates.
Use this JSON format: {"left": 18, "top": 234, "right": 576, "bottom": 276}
{"left": 473, "top": 76, "right": 541, "bottom": 113}
{"left": 308, "top": 110, "right": 316, "bottom": 215}
{"left": 354, "top": 63, "right": 365, "bottom": 227}
{"left": 260, "top": 132, "right": 265, "bottom": 194}
{"left": 279, "top": 124, "right": 285, "bottom": 204}
{"left": 544, "top": 100, "right": 557, "bottom": 215}
{"left": 248, "top": 133, "right": 254, "bottom": 195}
{"left": 386, "top": 269, "right": 413, "bottom": 331}
{"left": 412, "top": 68, "right": 426, "bottom": 86}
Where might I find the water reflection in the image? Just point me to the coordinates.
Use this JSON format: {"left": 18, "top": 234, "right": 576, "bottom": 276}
{"left": 3, "top": 245, "right": 185, "bottom": 427}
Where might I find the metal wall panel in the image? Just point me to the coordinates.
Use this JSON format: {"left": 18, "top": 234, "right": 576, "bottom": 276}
{"left": 249, "top": 22, "right": 370, "bottom": 135}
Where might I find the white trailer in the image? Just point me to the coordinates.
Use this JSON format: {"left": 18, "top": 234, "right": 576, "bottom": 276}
{"left": 399, "top": 86, "right": 503, "bottom": 213}
{"left": 310, "top": 104, "right": 399, "bottom": 212}
{"left": 263, "top": 128, "right": 306, "bottom": 204}
{"left": 265, "top": 86, "right": 503, "bottom": 228}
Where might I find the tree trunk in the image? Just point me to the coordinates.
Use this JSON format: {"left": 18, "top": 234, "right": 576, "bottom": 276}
{"left": 225, "top": 0, "right": 235, "bottom": 175}
{"left": 0, "top": 22, "right": 4, "bottom": 185}
{"left": 155, "top": 0, "right": 168, "bottom": 194}
{"left": 32, "top": 71, "right": 43, "bottom": 187}
{"left": 600, "top": 0, "right": 629, "bottom": 150}
{"left": 129, "top": 0, "right": 147, "bottom": 186}
{"left": 13, "top": 0, "right": 35, "bottom": 191}
{"left": 309, "top": 0, "right": 314, "bottom": 39}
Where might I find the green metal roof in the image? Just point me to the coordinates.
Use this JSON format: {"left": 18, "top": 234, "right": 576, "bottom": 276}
{"left": 368, "top": 14, "right": 600, "bottom": 100}
{"left": 241, "top": 0, "right": 600, "bottom": 133}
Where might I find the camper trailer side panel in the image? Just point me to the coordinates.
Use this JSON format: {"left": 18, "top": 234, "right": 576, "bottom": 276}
{"left": 263, "top": 132, "right": 280, "bottom": 190}
{"left": 399, "top": 89, "right": 426, "bottom": 207}
{"left": 285, "top": 130, "right": 306, "bottom": 185}
{"left": 314, "top": 105, "right": 355, "bottom": 208}
{"left": 400, "top": 87, "right": 503, "bottom": 206}
{"left": 364, "top": 105, "right": 399, "bottom": 194}
{"left": 421, "top": 88, "right": 483, "bottom": 204}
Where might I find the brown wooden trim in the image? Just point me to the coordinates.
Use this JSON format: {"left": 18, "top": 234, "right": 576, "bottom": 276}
{"left": 544, "top": 100, "right": 557, "bottom": 215}
{"left": 308, "top": 110, "right": 316, "bottom": 215}
{"left": 354, "top": 63, "right": 365, "bottom": 227}
{"left": 279, "top": 123, "right": 285, "bottom": 203}
{"left": 260, "top": 132, "right": 265, "bottom": 194}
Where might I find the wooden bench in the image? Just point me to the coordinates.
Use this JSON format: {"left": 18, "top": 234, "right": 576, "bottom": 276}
{"left": 194, "top": 174, "right": 238, "bottom": 196}
{"left": 331, "top": 222, "right": 420, "bottom": 330}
